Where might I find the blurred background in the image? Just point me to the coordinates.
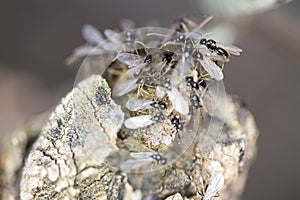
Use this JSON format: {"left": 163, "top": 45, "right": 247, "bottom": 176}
{"left": 0, "top": 0, "right": 299, "bottom": 199}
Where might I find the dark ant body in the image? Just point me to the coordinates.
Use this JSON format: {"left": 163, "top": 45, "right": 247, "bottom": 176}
{"left": 171, "top": 32, "right": 186, "bottom": 43}
{"left": 206, "top": 39, "right": 217, "bottom": 50}
{"left": 150, "top": 102, "right": 167, "bottom": 110}
{"left": 186, "top": 76, "right": 199, "bottom": 89}
{"left": 200, "top": 38, "right": 217, "bottom": 50}
{"left": 200, "top": 38, "right": 229, "bottom": 59}
{"left": 160, "top": 76, "right": 171, "bottom": 90}
{"left": 136, "top": 76, "right": 154, "bottom": 85}
{"left": 184, "top": 38, "right": 194, "bottom": 56}
{"left": 143, "top": 54, "right": 152, "bottom": 63}
{"left": 192, "top": 49, "right": 203, "bottom": 60}
{"left": 150, "top": 154, "right": 167, "bottom": 165}
{"left": 199, "top": 80, "right": 207, "bottom": 89}
{"left": 171, "top": 117, "right": 183, "bottom": 130}
{"left": 199, "top": 38, "right": 207, "bottom": 45}
{"left": 216, "top": 47, "right": 229, "bottom": 59}
{"left": 190, "top": 93, "right": 201, "bottom": 109}
{"left": 163, "top": 52, "right": 174, "bottom": 63}
{"left": 151, "top": 113, "right": 165, "bottom": 121}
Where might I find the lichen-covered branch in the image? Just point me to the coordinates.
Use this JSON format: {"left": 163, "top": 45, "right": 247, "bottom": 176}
{"left": 1, "top": 75, "right": 258, "bottom": 200}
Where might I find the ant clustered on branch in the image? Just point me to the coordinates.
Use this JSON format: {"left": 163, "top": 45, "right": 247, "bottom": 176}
{"left": 68, "top": 16, "right": 242, "bottom": 162}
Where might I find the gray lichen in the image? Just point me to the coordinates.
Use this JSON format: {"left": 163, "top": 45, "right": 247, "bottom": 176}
{"left": 20, "top": 75, "right": 126, "bottom": 199}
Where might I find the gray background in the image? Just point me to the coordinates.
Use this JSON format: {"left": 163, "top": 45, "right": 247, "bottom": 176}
{"left": 0, "top": 0, "right": 299, "bottom": 199}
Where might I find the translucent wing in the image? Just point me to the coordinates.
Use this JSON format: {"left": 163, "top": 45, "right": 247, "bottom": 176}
{"left": 129, "top": 152, "right": 155, "bottom": 159}
{"left": 156, "top": 86, "right": 166, "bottom": 98}
{"left": 82, "top": 24, "right": 105, "bottom": 45}
{"left": 197, "top": 80, "right": 226, "bottom": 155}
{"left": 104, "top": 29, "right": 118, "bottom": 38}
{"left": 104, "top": 29, "right": 122, "bottom": 45}
{"left": 126, "top": 63, "right": 147, "bottom": 76}
{"left": 121, "top": 152, "right": 166, "bottom": 172}
{"left": 124, "top": 115, "right": 155, "bottom": 129}
{"left": 209, "top": 173, "right": 225, "bottom": 193}
{"left": 200, "top": 92, "right": 216, "bottom": 115}
{"left": 74, "top": 45, "right": 104, "bottom": 56}
{"left": 200, "top": 56, "right": 224, "bottom": 81}
{"left": 100, "top": 40, "right": 121, "bottom": 51}
{"left": 206, "top": 52, "right": 229, "bottom": 62}
{"left": 112, "top": 78, "right": 138, "bottom": 97}
{"left": 217, "top": 43, "right": 243, "bottom": 56}
{"left": 171, "top": 58, "right": 192, "bottom": 85}
{"left": 65, "top": 55, "right": 80, "bottom": 66}
{"left": 203, "top": 173, "right": 224, "bottom": 200}
{"left": 167, "top": 87, "right": 189, "bottom": 115}
{"left": 116, "top": 53, "right": 144, "bottom": 67}
{"left": 178, "top": 57, "right": 193, "bottom": 76}
{"left": 125, "top": 98, "right": 154, "bottom": 111}
{"left": 120, "top": 158, "right": 152, "bottom": 171}
{"left": 170, "top": 70, "right": 182, "bottom": 86}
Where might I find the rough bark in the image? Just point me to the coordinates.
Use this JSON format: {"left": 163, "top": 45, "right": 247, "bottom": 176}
{"left": 0, "top": 75, "right": 258, "bottom": 200}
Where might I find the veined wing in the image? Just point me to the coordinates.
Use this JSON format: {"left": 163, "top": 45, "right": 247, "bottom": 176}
{"left": 125, "top": 98, "right": 154, "bottom": 111}
{"left": 218, "top": 43, "right": 242, "bottom": 56}
{"left": 112, "top": 78, "right": 138, "bottom": 97}
{"left": 129, "top": 152, "right": 156, "bottom": 159}
{"left": 73, "top": 45, "right": 104, "bottom": 56}
{"left": 124, "top": 115, "right": 155, "bottom": 129}
{"left": 116, "top": 53, "right": 144, "bottom": 67}
{"left": 167, "top": 87, "right": 189, "bottom": 115}
{"left": 104, "top": 29, "right": 123, "bottom": 45}
{"left": 200, "top": 55, "right": 224, "bottom": 81}
{"left": 203, "top": 173, "right": 224, "bottom": 200}
{"left": 120, "top": 158, "right": 152, "bottom": 171}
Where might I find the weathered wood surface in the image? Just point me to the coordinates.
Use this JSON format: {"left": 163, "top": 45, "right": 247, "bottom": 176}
{"left": 0, "top": 75, "right": 258, "bottom": 200}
